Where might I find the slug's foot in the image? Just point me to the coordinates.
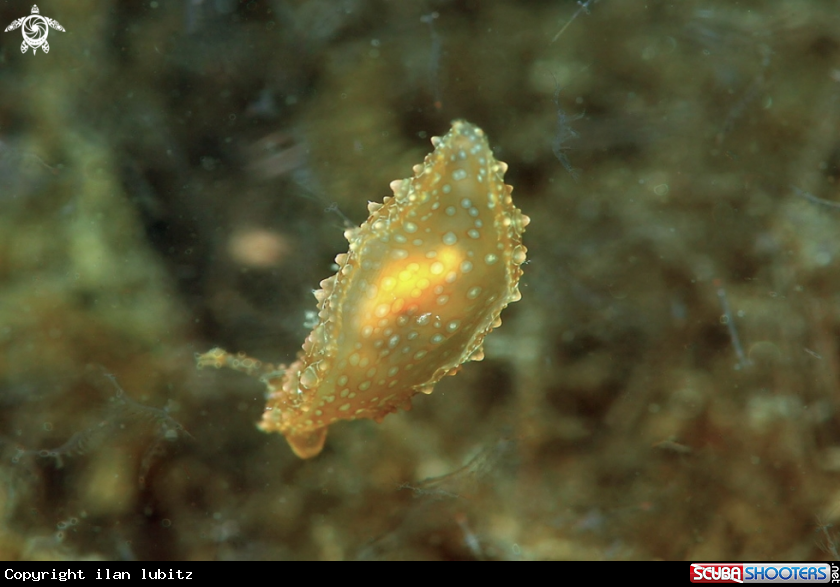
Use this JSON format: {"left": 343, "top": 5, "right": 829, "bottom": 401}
{"left": 259, "top": 415, "right": 327, "bottom": 459}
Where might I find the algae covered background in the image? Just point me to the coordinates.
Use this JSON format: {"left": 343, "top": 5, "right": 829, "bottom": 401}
{"left": 0, "top": 0, "right": 839, "bottom": 560}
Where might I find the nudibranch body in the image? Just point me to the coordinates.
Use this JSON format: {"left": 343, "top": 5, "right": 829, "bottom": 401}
{"left": 198, "top": 120, "right": 528, "bottom": 458}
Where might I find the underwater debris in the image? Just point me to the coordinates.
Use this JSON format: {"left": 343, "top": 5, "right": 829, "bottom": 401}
{"left": 100, "top": 371, "right": 193, "bottom": 488}
{"left": 421, "top": 11, "right": 444, "bottom": 111}
{"left": 401, "top": 438, "right": 518, "bottom": 500}
{"left": 11, "top": 369, "right": 190, "bottom": 487}
{"left": 791, "top": 185, "right": 840, "bottom": 211}
{"left": 454, "top": 512, "right": 485, "bottom": 560}
{"left": 244, "top": 131, "right": 307, "bottom": 181}
{"left": 101, "top": 371, "right": 193, "bottom": 443}
{"left": 551, "top": 0, "right": 598, "bottom": 43}
{"left": 714, "top": 280, "right": 752, "bottom": 370}
{"left": 33, "top": 425, "right": 110, "bottom": 469}
{"left": 198, "top": 121, "right": 528, "bottom": 458}
{"left": 551, "top": 78, "right": 582, "bottom": 181}
{"left": 804, "top": 348, "right": 823, "bottom": 360}
{"left": 0, "top": 138, "right": 60, "bottom": 203}
{"left": 290, "top": 180, "right": 355, "bottom": 230}
{"left": 817, "top": 517, "right": 840, "bottom": 561}
{"left": 358, "top": 440, "right": 518, "bottom": 561}
{"left": 717, "top": 44, "right": 773, "bottom": 145}
{"left": 652, "top": 438, "right": 693, "bottom": 455}
{"left": 227, "top": 228, "right": 293, "bottom": 269}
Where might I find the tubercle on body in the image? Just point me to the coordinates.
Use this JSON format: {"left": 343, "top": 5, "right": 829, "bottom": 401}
{"left": 197, "top": 120, "right": 528, "bottom": 459}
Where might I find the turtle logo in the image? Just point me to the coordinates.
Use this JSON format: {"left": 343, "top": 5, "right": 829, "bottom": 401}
{"left": 4, "top": 5, "right": 65, "bottom": 55}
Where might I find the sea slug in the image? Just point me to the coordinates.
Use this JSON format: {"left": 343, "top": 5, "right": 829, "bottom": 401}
{"left": 197, "top": 120, "right": 528, "bottom": 458}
